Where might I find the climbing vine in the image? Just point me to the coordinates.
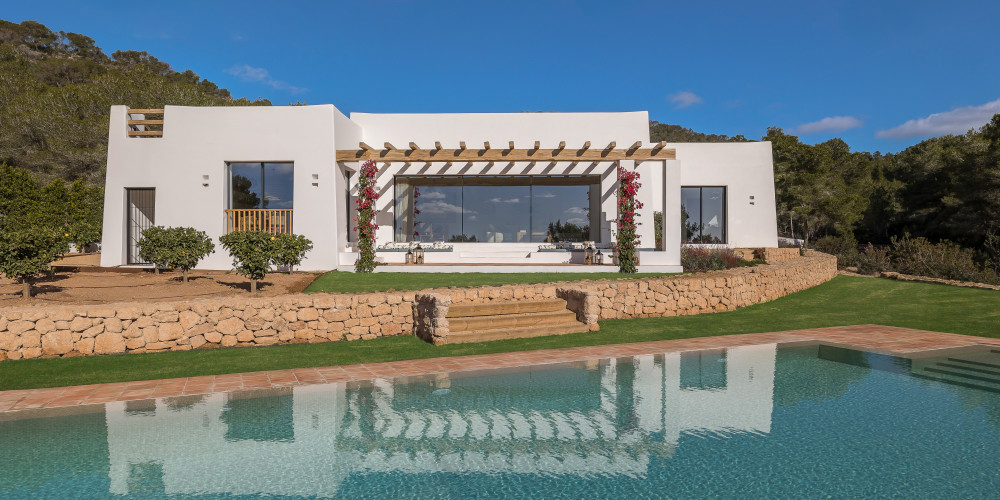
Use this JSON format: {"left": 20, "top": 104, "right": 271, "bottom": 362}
{"left": 354, "top": 159, "right": 379, "bottom": 272}
{"left": 615, "top": 163, "right": 643, "bottom": 273}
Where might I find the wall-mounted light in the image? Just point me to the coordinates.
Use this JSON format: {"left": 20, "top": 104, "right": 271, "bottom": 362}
{"left": 202, "top": 174, "right": 209, "bottom": 187}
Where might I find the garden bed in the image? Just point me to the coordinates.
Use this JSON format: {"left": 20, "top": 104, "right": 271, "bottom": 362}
{"left": 0, "top": 270, "right": 318, "bottom": 307}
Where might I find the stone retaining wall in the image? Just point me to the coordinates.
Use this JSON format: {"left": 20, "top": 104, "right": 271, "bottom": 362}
{"left": 878, "top": 271, "right": 1000, "bottom": 291}
{"left": 0, "top": 251, "right": 837, "bottom": 361}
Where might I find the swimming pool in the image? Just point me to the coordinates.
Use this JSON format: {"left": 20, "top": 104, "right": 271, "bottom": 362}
{"left": 2, "top": 342, "right": 999, "bottom": 498}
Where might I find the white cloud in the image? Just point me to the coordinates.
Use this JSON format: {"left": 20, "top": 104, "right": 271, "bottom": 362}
{"left": 490, "top": 197, "right": 520, "bottom": 203}
{"left": 794, "top": 116, "right": 863, "bottom": 135}
{"left": 565, "top": 207, "right": 587, "bottom": 215}
{"left": 566, "top": 217, "right": 588, "bottom": 226}
{"left": 225, "top": 64, "right": 306, "bottom": 94}
{"left": 535, "top": 192, "right": 557, "bottom": 198}
{"left": 668, "top": 91, "right": 703, "bottom": 109}
{"left": 876, "top": 98, "right": 1000, "bottom": 139}
{"left": 418, "top": 201, "right": 466, "bottom": 214}
{"left": 419, "top": 191, "right": 447, "bottom": 199}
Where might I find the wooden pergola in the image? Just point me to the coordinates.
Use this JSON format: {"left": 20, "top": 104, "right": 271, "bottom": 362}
{"left": 335, "top": 141, "right": 676, "bottom": 163}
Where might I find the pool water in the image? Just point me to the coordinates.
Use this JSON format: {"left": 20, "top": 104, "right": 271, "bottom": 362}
{"left": 2, "top": 343, "right": 1000, "bottom": 499}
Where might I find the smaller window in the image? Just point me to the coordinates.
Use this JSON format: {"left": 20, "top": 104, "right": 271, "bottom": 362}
{"left": 228, "top": 162, "right": 294, "bottom": 209}
{"left": 681, "top": 186, "right": 726, "bottom": 244}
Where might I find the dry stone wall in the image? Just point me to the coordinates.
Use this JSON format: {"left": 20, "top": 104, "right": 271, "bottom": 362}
{"left": 0, "top": 251, "right": 836, "bottom": 361}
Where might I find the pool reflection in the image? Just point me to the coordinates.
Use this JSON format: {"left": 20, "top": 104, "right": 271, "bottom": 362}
{"left": 96, "top": 344, "right": 777, "bottom": 497}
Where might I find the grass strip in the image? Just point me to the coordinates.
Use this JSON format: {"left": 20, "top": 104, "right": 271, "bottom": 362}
{"left": 2, "top": 275, "right": 998, "bottom": 391}
{"left": 304, "top": 271, "right": 677, "bottom": 294}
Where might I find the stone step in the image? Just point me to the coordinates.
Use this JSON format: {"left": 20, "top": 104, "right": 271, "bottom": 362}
{"left": 448, "top": 310, "right": 580, "bottom": 332}
{"left": 443, "top": 322, "right": 592, "bottom": 344}
{"left": 448, "top": 299, "right": 568, "bottom": 318}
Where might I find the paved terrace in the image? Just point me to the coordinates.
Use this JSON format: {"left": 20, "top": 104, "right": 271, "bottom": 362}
{"left": 2, "top": 325, "right": 999, "bottom": 414}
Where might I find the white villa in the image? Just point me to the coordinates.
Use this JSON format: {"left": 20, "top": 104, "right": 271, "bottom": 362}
{"left": 100, "top": 105, "right": 778, "bottom": 272}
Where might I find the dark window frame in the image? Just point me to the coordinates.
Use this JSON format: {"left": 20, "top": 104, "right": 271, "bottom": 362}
{"left": 392, "top": 175, "right": 600, "bottom": 243}
{"left": 226, "top": 162, "right": 295, "bottom": 210}
{"left": 681, "top": 186, "right": 727, "bottom": 244}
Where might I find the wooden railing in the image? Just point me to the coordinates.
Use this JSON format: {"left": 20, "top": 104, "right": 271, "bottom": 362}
{"left": 225, "top": 209, "right": 294, "bottom": 235}
{"left": 127, "top": 108, "right": 164, "bottom": 137}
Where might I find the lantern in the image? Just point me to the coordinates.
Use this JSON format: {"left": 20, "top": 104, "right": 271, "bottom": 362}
{"left": 405, "top": 248, "right": 415, "bottom": 265}
{"left": 595, "top": 249, "right": 604, "bottom": 265}
{"left": 415, "top": 244, "right": 425, "bottom": 264}
{"left": 584, "top": 245, "right": 595, "bottom": 265}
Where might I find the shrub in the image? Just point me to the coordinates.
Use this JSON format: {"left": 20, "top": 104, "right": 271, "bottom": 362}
{"left": 813, "top": 233, "right": 859, "bottom": 268}
{"left": 0, "top": 227, "right": 67, "bottom": 297}
{"left": 681, "top": 247, "right": 747, "bottom": 272}
{"left": 137, "top": 226, "right": 215, "bottom": 280}
{"left": 889, "top": 234, "right": 999, "bottom": 284}
{"left": 354, "top": 159, "right": 379, "bottom": 273}
{"left": 271, "top": 233, "right": 313, "bottom": 271}
{"left": 136, "top": 226, "right": 171, "bottom": 274}
{"left": 219, "top": 231, "right": 275, "bottom": 292}
{"left": 615, "top": 165, "right": 643, "bottom": 273}
{"left": 167, "top": 227, "right": 215, "bottom": 282}
{"left": 856, "top": 244, "right": 891, "bottom": 275}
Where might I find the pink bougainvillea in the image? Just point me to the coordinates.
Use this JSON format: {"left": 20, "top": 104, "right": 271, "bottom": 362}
{"left": 614, "top": 163, "right": 642, "bottom": 273}
{"left": 354, "top": 159, "right": 379, "bottom": 272}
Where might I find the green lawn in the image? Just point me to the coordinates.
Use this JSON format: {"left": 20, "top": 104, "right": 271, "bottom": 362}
{"left": 305, "top": 271, "right": 678, "bottom": 293}
{"left": 2, "top": 275, "right": 998, "bottom": 391}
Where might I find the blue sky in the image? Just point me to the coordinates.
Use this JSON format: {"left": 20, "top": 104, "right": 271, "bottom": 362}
{"left": 6, "top": 0, "right": 1000, "bottom": 152}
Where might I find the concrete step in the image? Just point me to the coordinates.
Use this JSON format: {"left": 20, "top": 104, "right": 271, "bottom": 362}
{"left": 444, "top": 322, "right": 591, "bottom": 344}
{"left": 449, "top": 310, "right": 580, "bottom": 332}
{"left": 458, "top": 251, "right": 532, "bottom": 258}
{"left": 945, "top": 356, "right": 1000, "bottom": 370}
{"left": 448, "top": 299, "right": 568, "bottom": 318}
{"left": 912, "top": 368, "right": 1000, "bottom": 394}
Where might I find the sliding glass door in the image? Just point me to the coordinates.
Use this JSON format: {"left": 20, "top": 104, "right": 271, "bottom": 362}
{"left": 395, "top": 176, "right": 599, "bottom": 243}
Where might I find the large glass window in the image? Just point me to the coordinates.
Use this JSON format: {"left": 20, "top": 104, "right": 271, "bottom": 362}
{"left": 681, "top": 186, "right": 726, "bottom": 244}
{"left": 679, "top": 350, "right": 728, "bottom": 390}
{"left": 229, "top": 162, "right": 294, "bottom": 209}
{"left": 394, "top": 176, "right": 598, "bottom": 243}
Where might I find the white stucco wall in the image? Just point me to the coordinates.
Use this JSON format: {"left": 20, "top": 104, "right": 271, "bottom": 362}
{"left": 101, "top": 105, "right": 346, "bottom": 270}
{"left": 101, "top": 105, "right": 777, "bottom": 272}
{"left": 673, "top": 142, "right": 779, "bottom": 248}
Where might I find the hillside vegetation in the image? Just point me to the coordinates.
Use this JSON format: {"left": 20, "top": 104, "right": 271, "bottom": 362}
{"left": 1, "top": 18, "right": 998, "bottom": 279}
{"left": 0, "top": 20, "right": 269, "bottom": 183}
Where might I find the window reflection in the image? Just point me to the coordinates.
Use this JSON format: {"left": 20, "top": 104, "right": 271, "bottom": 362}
{"left": 532, "top": 185, "right": 591, "bottom": 242}
{"left": 464, "top": 182, "right": 530, "bottom": 242}
{"left": 679, "top": 350, "right": 727, "bottom": 389}
{"left": 681, "top": 186, "right": 726, "bottom": 244}
{"left": 395, "top": 176, "right": 598, "bottom": 243}
{"left": 229, "top": 162, "right": 294, "bottom": 209}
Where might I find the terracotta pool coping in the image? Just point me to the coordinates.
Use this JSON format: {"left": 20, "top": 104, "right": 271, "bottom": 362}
{"left": 2, "top": 324, "right": 998, "bottom": 414}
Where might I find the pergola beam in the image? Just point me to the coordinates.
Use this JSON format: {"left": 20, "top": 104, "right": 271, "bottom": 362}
{"left": 337, "top": 145, "right": 676, "bottom": 162}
